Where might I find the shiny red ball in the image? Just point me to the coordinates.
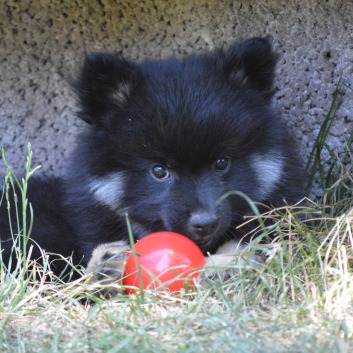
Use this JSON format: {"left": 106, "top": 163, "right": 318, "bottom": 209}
{"left": 123, "top": 231, "right": 205, "bottom": 294}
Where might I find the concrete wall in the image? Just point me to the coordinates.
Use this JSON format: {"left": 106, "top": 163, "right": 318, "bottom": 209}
{"left": 1, "top": 0, "right": 352, "bottom": 198}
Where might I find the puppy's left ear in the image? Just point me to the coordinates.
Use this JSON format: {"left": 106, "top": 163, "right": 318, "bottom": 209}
{"left": 222, "top": 36, "right": 278, "bottom": 98}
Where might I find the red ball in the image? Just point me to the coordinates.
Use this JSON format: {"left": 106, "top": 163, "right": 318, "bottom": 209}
{"left": 123, "top": 231, "right": 205, "bottom": 294}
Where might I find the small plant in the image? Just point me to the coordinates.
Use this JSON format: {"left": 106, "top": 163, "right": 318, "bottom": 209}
{"left": 0, "top": 144, "right": 46, "bottom": 310}
{"left": 1, "top": 144, "right": 39, "bottom": 271}
{"left": 305, "top": 78, "right": 345, "bottom": 192}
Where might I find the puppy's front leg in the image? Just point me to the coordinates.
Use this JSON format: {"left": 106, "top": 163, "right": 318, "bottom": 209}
{"left": 85, "top": 240, "right": 130, "bottom": 295}
{"left": 200, "top": 241, "right": 261, "bottom": 285}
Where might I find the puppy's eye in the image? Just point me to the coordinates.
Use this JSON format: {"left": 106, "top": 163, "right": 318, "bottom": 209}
{"left": 150, "top": 164, "right": 170, "bottom": 181}
{"left": 214, "top": 157, "right": 231, "bottom": 173}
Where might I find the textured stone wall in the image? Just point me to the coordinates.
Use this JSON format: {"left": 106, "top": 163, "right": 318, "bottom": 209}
{"left": 0, "top": 0, "right": 352, "bottom": 198}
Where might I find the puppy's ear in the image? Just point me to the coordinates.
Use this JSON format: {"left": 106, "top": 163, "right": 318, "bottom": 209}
{"left": 222, "top": 36, "right": 278, "bottom": 98}
{"left": 74, "top": 52, "right": 141, "bottom": 125}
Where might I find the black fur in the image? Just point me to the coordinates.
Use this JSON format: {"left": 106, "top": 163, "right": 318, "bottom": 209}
{"left": 0, "top": 37, "right": 305, "bottom": 278}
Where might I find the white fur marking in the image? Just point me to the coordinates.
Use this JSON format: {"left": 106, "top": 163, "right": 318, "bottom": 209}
{"left": 89, "top": 172, "right": 125, "bottom": 210}
{"left": 251, "top": 152, "right": 283, "bottom": 200}
{"left": 112, "top": 82, "right": 131, "bottom": 104}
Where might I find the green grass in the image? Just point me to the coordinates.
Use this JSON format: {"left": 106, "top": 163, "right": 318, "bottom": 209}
{"left": 305, "top": 78, "right": 346, "bottom": 191}
{"left": 1, "top": 88, "right": 353, "bottom": 352}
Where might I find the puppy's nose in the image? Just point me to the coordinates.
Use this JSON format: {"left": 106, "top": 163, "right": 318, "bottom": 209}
{"left": 189, "top": 211, "right": 219, "bottom": 237}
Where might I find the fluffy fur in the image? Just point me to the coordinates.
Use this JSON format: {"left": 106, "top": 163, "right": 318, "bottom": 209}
{"left": 0, "top": 37, "right": 305, "bottom": 282}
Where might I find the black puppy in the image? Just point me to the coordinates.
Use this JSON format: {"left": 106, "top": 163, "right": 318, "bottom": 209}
{"left": 0, "top": 37, "right": 304, "bottom": 282}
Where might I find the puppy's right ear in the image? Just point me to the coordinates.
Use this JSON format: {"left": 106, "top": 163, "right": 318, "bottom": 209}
{"left": 74, "top": 52, "right": 141, "bottom": 125}
{"left": 222, "top": 36, "right": 278, "bottom": 99}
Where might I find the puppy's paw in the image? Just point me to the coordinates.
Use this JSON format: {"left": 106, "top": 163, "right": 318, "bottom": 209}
{"left": 199, "top": 241, "right": 261, "bottom": 286}
{"left": 85, "top": 240, "right": 130, "bottom": 296}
